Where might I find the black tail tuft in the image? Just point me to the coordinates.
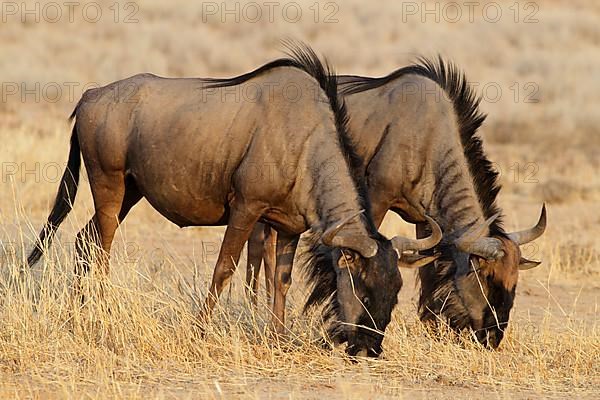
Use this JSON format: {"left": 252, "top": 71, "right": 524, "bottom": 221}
{"left": 27, "top": 121, "right": 81, "bottom": 266}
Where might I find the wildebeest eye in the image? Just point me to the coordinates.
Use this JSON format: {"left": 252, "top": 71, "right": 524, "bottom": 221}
{"left": 362, "top": 297, "right": 370, "bottom": 307}
{"left": 342, "top": 250, "right": 357, "bottom": 262}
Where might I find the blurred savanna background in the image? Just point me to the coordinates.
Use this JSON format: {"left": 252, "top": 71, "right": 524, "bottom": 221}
{"left": 0, "top": 0, "right": 598, "bottom": 398}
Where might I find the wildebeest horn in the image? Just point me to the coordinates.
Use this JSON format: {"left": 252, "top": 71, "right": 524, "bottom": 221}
{"left": 455, "top": 213, "right": 504, "bottom": 260}
{"left": 321, "top": 210, "right": 378, "bottom": 258}
{"left": 391, "top": 215, "right": 442, "bottom": 254}
{"left": 507, "top": 204, "right": 547, "bottom": 245}
{"left": 398, "top": 252, "right": 441, "bottom": 269}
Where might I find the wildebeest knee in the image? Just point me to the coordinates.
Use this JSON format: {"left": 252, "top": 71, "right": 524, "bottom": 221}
{"left": 277, "top": 271, "right": 292, "bottom": 293}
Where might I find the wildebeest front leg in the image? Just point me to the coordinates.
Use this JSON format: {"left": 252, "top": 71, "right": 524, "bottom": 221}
{"left": 246, "top": 223, "right": 265, "bottom": 306}
{"left": 262, "top": 226, "right": 277, "bottom": 306}
{"left": 202, "top": 207, "right": 261, "bottom": 321}
{"left": 246, "top": 223, "right": 277, "bottom": 307}
{"left": 271, "top": 232, "right": 299, "bottom": 334}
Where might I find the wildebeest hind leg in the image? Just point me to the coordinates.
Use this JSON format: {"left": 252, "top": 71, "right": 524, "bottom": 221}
{"left": 73, "top": 207, "right": 119, "bottom": 307}
{"left": 262, "top": 226, "right": 277, "bottom": 307}
{"left": 246, "top": 223, "right": 265, "bottom": 307}
{"left": 73, "top": 175, "right": 141, "bottom": 304}
{"left": 201, "top": 205, "right": 262, "bottom": 322}
{"left": 73, "top": 217, "right": 101, "bottom": 301}
{"left": 271, "top": 232, "right": 299, "bottom": 335}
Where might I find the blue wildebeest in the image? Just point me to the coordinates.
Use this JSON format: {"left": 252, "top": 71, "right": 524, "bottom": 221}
{"left": 26, "top": 45, "right": 441, "bottom": 356}
{"left": 247, "top": 58, "right": 546, "bottom": 349}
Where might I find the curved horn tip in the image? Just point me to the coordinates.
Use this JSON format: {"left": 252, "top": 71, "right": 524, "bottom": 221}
{"left": 541, "top": 203, "right": 547, "bottom": 219}
{"left": 486, "top": 213, "right": 502, "bottom": 226}
{"left": 507, "top": 203, "right": 547, "bottom": 245}
{"left": 423, "top": 215, "right": 442, "bottom": 243}
{"left": 538, "top": 203, "right": 547, "bottom": 229}
{"left": 398, "top": 252, "right": 441, "bottom": 269}
{"left": 459, "top": 213, "right": 500, "bottom": 244}
{"left": 391, "top": 218, "right": 440, "bottom": 254}
{"left": 471, "top": 213, "right": 501, "bottom": 230}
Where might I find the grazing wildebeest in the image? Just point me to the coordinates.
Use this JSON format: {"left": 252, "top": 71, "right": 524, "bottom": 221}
{"left": 26, "top": 45, "right": 441, "bottom": 356}
{"left": 246, "top": 57, "right": 547, "bottom": 348}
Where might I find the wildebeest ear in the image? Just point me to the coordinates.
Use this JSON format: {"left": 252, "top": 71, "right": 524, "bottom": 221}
{"left": 398, "top": 252, "right": 440, "bottom": 269}
{"left": 518, "top": 257, "right": 541, "bottom": 270}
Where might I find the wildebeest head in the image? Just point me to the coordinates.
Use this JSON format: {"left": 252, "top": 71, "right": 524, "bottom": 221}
{"left": 323, "top": 214, "right": 441, "bottom": 357}
{"left": 420, "top": 205, "right": 547, "bottom": 349}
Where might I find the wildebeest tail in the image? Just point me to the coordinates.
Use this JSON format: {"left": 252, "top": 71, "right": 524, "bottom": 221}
{"left": 27, "top": 112, "right": 82, "bottom": 266}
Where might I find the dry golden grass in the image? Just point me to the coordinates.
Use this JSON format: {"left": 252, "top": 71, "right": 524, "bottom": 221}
{"left": 1, "top": 205, "right": 598, "bottom": 399}
{"left": 1, "top": 1, "right": 599, "bottom": 398}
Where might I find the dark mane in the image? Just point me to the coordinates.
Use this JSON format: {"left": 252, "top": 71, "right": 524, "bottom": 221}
{"left": 274, "top": 44, "right": 379, "bottom": 333}
{"left": 300, "top": 233, "right": 342, "bottom": 339}
{"left": 339, "top": 56, "right": 504, "bottom": 235}
{"left": 201, "top": 58, "right": 299, "bottom": 88}
{"left": 281, "top": 42, "right": 373, "bottom": 222}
